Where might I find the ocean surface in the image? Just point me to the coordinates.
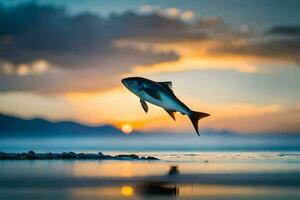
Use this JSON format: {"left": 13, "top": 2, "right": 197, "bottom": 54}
{"left": 1, "top": 135, "right": 300, "bottom": 199}
{"left": 1, "top": 151, "right": 300, "bottom": 200}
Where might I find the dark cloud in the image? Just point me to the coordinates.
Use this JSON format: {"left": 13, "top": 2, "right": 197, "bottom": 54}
{"left": 0, "top": 3, "right": 180, "bottom": 92}
{"left": 207, "top": 25, "right": 300, "bottom": 64}
{"left": 212, "top": 38, "right": 300, "bottom": 64}
{"left": 0, "top": 3, "right": 299, "bottom": 93}
{"left": 0, "top": 3, "right": 180, "bottom": 67}
{"left": 266, "top": 25, "right": 300, "bottom": 36}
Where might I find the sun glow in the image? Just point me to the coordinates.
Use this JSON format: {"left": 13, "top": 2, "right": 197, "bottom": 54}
{"left": 121, "top": 123, "right": 133, "bottom": 134}
{"left": 121, "top": 186, "right": 134, "bottom": 196}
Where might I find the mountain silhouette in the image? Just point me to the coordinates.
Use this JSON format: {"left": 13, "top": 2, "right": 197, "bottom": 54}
{"left": 0, "top": 113, "right": 123, "bottom": 137}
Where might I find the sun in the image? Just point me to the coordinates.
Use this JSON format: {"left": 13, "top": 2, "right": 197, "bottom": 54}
{"left": 121, "top": 123, "right": 133, "bottom": 134}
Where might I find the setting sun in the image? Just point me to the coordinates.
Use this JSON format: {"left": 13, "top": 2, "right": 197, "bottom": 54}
{"left": 121, "top": 123, "right": 133, "bottom": 134}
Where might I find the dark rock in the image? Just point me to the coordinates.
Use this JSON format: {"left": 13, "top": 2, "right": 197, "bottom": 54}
{"left": 98, "top": 152, "right": 104, "bottom": 157}
{"left": 35, "top": 153, "right": 46, "bottom": 159}
{"left": 45, "top": 152, "right": 55, "bottom": 159}
{"left": 0, "top": 152, "right": 7, "bottom": 159}
{"left": 7, "top": 153, "right": 19, "bottom": 159}
{"left": 28, "top": 150, "right": 35, "bottom": 155}
{"left": 103, "top": 155, "right": 113, "bottom": 159}
{"left": 19, "top": 153, "right": 28, "bottom": 159}
{"left": 115, "top": 154, "right": 139, "bottom": 159}
{"left": 77, "top": 153, "right": 99, "bottom": 159}
{"left": 61, "top": 152, "right": 77, "bottom": 159}
{"left": 27, "top": 153, "right": 37, "bottom": 159}
{"left": 147, "top": 156, "right": 159, "bottom": 160}
{"left": 0, "top": 152, "right": 159, "bottom": 160}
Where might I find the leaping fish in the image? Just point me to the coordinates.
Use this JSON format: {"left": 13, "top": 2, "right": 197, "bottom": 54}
{"left": 121, "top": 77, "right": 210, "bottom": 136}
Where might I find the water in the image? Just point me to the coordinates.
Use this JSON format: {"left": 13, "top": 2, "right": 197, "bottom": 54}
{"left": 1, "top": 152, "right": 300, "bottom": 200}
{"left": 1, "top": 134, "right": 300, "bottom": 152}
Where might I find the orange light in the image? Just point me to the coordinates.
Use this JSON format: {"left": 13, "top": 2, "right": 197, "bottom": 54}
{"left": 121, "top": 123, "right": 133, "bottom": 134}
{"left": 121, "top": 186, "right": 134, "bottom": 196}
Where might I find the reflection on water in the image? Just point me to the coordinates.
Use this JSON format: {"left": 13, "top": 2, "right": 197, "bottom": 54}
{"left": 0, "top": 152, "right": 300, "bottom": 200}
{"left": 68, "top": 184, "right": 300, "bottom": 200}
{"left": 137, "top": 182, "right": 179, "bottom": 197}
{"left": 168, "top": 165, "right": 180, "bottom": 176}
{"left": 1, "top": 184, "right": 299, "bottom": 200}
{"left": 121, "top": 186, "right": 134, "bottom": 196}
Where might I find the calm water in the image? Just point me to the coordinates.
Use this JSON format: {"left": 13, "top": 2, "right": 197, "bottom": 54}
{"left": 1, "top": 152, "right": 300, "bottom": 200}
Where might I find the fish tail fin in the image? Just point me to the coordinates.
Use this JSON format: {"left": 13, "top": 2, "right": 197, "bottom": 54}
{"left": 188, "top": 111, "right": 210, "bottom": 136}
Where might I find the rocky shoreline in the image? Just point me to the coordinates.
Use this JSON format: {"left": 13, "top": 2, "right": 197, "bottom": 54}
{"left": 0, "top": 151, "right": 159, "bottom": 160}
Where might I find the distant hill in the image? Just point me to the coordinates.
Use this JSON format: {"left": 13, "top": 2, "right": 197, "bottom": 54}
{"left": 0, "top": 113, "right": 123, "bottom": 137}
{"left": 1, "top": 113, "right": 299, "bottom": 138}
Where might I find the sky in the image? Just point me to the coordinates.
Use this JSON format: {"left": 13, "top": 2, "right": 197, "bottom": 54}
{"left": 0, "top": 0, "right": 300, "bottom": 134}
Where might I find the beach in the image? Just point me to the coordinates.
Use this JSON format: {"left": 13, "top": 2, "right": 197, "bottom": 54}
{"left": 1, "top": 152, "right": 300, "bottom": 200}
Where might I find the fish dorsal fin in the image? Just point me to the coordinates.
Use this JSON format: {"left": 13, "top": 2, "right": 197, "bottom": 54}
{"left": 143, "top": 88, "right": 161, "bottom": 100}
{"left": 140, "top": 99, "right": 148, "bottom": 113}
{"left": 159, "top": 81, "right": 173, "bottom": 92}
{"left": 164, "top": 109, "right": 176, "bottom": 121}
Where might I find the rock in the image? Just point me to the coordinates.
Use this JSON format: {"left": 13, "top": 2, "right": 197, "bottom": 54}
{"left": 28, "top": 150, "right": 35, "bottom": 155}
{"left": 0, "top": 151, "right": 159, "bottom": 160}
{"left": 7, "top": 153, "right": 19, "bottom": 159}
{"left": 147, "top": 156, "right": 159, "bottom": 160}
{"left": 19, "top": 152, "right": 28, "bottom": 159}
{"left": 115, "top": 154, "right": 139, "bottom": 160}
{"left": 61, "top": 152, "right": 77, "bottom": 159}
{"left": 0, "top": 152, "right": 7, "bottom": 159}
{"left": 77, "top": 153, "right": 99, "bottom": 159}
{"left": 98, "top": 152, "right": 104, "bottom": 157}
{"left": 35, "top": 153, "right": 47, "bottom": 159}
{"left": 44, "top": 152, "right": 55, "bottom": 159}
{"left": 103, "top": 155, "right": 113, "bottom": 159}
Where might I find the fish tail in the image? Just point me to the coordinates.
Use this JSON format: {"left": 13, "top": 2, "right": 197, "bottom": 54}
{"left": 188, "top": 111, "right": 210, "bottom": 136}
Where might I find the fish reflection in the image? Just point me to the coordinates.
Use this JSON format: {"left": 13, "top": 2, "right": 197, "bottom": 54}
{"left": 137, "top": 182, "right": 179, "bottom": 197}
{"left": 134, "top": 166, "right": 180, "bottom": 197}
{"left": 168, "top": 165, "right": 180, "bottom": 176}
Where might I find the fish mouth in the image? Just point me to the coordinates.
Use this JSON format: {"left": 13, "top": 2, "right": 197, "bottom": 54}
{"left": 121, "top": 78, "right": 128, "bottom": 87}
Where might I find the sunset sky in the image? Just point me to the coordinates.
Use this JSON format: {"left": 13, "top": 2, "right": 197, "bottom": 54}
{"left": 0, "top": 0, "right": 300, "bottom": 134}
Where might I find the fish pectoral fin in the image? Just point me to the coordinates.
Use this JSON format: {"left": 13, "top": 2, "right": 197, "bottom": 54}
{"left": 164, "top": 109, "right": 176, "bottom": 121}
{"left": 140, "top": 99, "right": 148, "bottom": 113}
{"left": 143, "top": 88, "right": 161, "bottom": 100}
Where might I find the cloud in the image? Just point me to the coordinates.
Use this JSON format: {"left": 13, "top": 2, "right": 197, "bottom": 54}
{"left": 1, "top": 60, "right": 49, "bottom": 76}
{"left": 2, "top": 89, "right": 299, "bottom": 134}
{"left": 213, "top": 38, "right": 300, "bottom": 64}
{"left": 0, "top": 3, "right": 181, "bottom": 67}
{"left": 207, "top": 104, "right": 300, "bottom": 134}
{"left": 114, "top": 23, "right": 300, "bottom": 75}
{"left": 139, "top": 5, "right": 159, "bottom": 14}
{"left": 195, "top": 17, "right": 223, "bottom": 29}
{"left": 181, "top": 11, "right": 195, "bottom": 21}
{"left": 210, "top": 25, "right": 300, "bottom": 64}
{"left": 139, "top": 5, "right": 195, "bottom": 21}
{"left": 1, "top": 2, "right": 299, "bottom": 94}
{"left": 0, "top": 3, "right": 179, "bottom": 92}
{"left": 266, "top": 25, "right": 300, "bottom": 36}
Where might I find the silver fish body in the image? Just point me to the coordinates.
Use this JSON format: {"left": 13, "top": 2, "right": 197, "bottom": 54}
{"left": 121, "top": 77, "right": 210, "bottom": 135}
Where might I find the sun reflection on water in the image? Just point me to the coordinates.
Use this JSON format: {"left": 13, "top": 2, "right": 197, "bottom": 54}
{"left": 121, "top": 186, "right": 134, "bottom": 196}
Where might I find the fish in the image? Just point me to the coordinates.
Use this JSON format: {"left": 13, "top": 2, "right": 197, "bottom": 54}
{"left": 121, "top": 77, "right": 210, "bottom": 135}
